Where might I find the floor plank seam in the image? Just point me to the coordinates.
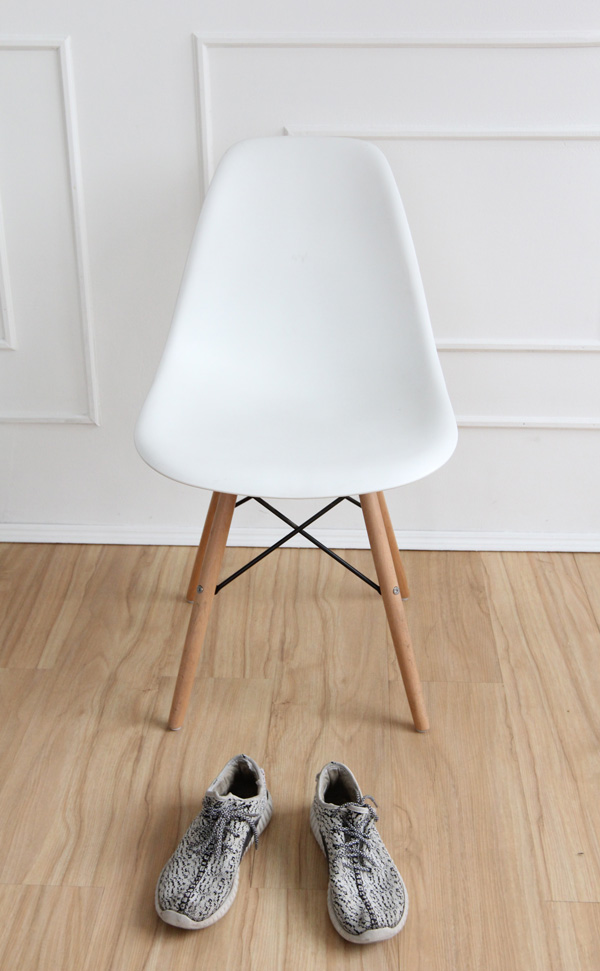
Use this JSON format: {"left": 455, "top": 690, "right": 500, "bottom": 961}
{"left": 545, "top": 899, "right": 600, "bottom": 905}
{"left": 416, "top": 679, "right": 505, "bottom": 686}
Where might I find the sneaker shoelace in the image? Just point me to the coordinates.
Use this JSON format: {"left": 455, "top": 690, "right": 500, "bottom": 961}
{"left": 339, "top": 795, "right": 379, "bottom": 873}
{"left": 176, "top": 799, "right": 260, "bottom": 915}
{"left": 196, "top": 799, "right": 260, "bottom": 861}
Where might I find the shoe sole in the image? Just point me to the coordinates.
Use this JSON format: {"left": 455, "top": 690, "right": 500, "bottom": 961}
{"left": 310, "top": 801, "right": 409, "bottom": 944}
{"left": 156, "top": 791, "right": 273, "bottom": 930}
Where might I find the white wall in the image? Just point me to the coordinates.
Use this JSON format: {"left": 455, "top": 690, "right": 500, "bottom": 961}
{"left": 1, "top": 0, "right": 599, "bottom": 550}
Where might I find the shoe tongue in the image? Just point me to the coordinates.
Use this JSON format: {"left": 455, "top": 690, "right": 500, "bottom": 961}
{"left": 206, "top": 789, "right": 247, "bottom": 805}
{"left": 346, "top": 801, "right": 367, "bottom": 817}
{"left": 340, "top": 782, "right": 363, "bottom": 806}
{"left": 343, "top": 801, "right": 371, "bottom": 829}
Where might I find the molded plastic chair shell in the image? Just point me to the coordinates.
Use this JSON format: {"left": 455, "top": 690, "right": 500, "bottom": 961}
{"left": 135, "top": 136, "right": 457, "bottom": 499}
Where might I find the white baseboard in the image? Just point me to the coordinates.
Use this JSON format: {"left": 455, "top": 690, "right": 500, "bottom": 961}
{"left": 0, "top": 523, "right": 599, "bottom": 552}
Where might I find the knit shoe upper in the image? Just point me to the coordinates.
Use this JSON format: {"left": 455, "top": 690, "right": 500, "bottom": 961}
{"left": 155, "top": 754, "right": 272, "bottom": 929}
{"left": 310, "top": 761, "right": 408, "bottom": 944}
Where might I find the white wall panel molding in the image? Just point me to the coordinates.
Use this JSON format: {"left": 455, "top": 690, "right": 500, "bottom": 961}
{"left": 441, "top": 346, "right": 600, "bottom": 429}
{"left": 194, "top": 35, "right": 213, "bottom": 195}
{"left": 196, "top": 32, "right": 600, "bottom": 48}
{"left": 1, "top": 521, "right": 599, "bottom": 552}
{"left": 286, "top": 126, "right": 600, "bottom": 141}
{"left": 444, "top": 347, "right": 600, "bottom": 429}
{"left": 195, "top": 32, "right": 600, "bottom": 184}
{"left": 436, "top": 340, "right": 600, "bottom": 352}
{"left": 0, "top": 37, "right": 99, "bottom": 423}
{"left": 0, "top": 191, "right": 16, "bottom": 350}
{"left": 56, "top": 37, "right": 99, "bottom": 425}
{"left": 455, "top": 418, "right": 599, "bottom": 430}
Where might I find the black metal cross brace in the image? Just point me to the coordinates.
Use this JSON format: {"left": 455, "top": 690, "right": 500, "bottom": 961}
{"left": 214, "top": 496, "right": 381, "bottom": 595}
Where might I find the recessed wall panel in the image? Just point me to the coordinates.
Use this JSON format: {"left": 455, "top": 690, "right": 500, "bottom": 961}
{"left": 197, "top": 37, "right": 600, "bottom": 430}
{"left": 379, "top": 137, "right": 600, "bottom": 345}
{"left": 205, "top": 42, "right": 600, "bottom": 165}
{"left": 439, "top": 349, "right": 600, "bottom": 427}
{"left": 0, "top": 42, "right": 96, "bottom": 421}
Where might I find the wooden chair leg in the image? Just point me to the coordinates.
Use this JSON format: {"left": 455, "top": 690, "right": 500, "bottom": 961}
{"left": 360, "top": 492, "right": 429, "bottom": 733}
{"left": 168, "top": 492, "right": 236, "bottom": 731}
{"left": 377, "top": 491, "right": 410, "bottom": 599}
{"left": 186, "top": 491, "right": 220, "bottom": 602}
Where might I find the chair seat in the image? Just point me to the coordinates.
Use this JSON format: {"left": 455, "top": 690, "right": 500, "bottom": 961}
{"left": 135, "top": 136, "right": 457, "bottom": 498}
{"left": 136, "top": 382, "right": 457, "bottom": 498}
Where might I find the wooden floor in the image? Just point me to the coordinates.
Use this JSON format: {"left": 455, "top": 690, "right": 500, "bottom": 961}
{"left": 0, "top": 543, "right": 599, "bottom": 970}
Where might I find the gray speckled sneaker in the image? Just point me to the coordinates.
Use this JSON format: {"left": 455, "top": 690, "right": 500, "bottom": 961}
{"left": 155, "top": 754, "right": 272, "bottom": 929}
{"left": 310, "top": 761, "right": 408, "bottom": 944}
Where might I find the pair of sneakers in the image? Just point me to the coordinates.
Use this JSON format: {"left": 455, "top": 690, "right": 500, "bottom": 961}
{"left": 155, "top": 754, "right": 408, "bottom": 945}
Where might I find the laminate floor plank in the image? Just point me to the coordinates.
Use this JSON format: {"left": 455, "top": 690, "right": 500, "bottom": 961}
{"left": 0, "top": 668, "right": 52, "bottom": 793}
{"left": 482, "top": 551, "right": 600, "bottom": 902}
{"left": 574, "top": 552, "right": 600, "bottom": 630}
{"left": 332, "top": 549, "right": 501, "bottom": 685}
{"left": 399, "top": 550, "right": 502, "bottom": 684}
{"left": 390, "top": 680, "right": 555, "bottom": 971}
{"left": 199, "top": 547, "right": 301, "bottom": 681}
{"left": 0, "top": 672, "right": 159, "bottom": 886}
{"left": 0, "top": 884, "right": 103, "bottom": 971}
{"left": 546, "top": 901, "right": 600, "bottom": 971}
{"left": 0, "top": 543, "right": 80, "bottom": 668}
{"left": 39, "top": 544, "right": 194, "bottom": 684}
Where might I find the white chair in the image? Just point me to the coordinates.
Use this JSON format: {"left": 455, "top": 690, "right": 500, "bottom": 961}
{"left": 135, "top": 136, "right": 457, "bottom": 733}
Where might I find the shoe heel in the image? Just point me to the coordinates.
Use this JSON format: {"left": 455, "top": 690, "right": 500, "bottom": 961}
{"left": 256, "top": 790, "right": 274, "bottom": 839}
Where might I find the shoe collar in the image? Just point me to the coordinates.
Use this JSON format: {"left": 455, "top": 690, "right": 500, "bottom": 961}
{"left": 207, "top": 754, "right": 264, "bottom": 800}
{"left": 317, "top": 761, "right": 362, "bottom": 806}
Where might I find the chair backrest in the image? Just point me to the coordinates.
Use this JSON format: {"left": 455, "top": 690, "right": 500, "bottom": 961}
{"left": 135, "top": 136, "right": 457, "bottom": 498}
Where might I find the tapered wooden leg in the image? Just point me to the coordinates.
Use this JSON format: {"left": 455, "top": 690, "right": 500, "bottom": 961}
{"left": 377, "top": 491, "right": 410, "bottom": 599}
{"left": 186, "top": 492, "right": 220, "bottom": 602}
{"left": 168, "top": 492, "right": 236, "bottom": 731}
{"left": 360, "top": 492, "right": 429, "bottom": 733}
